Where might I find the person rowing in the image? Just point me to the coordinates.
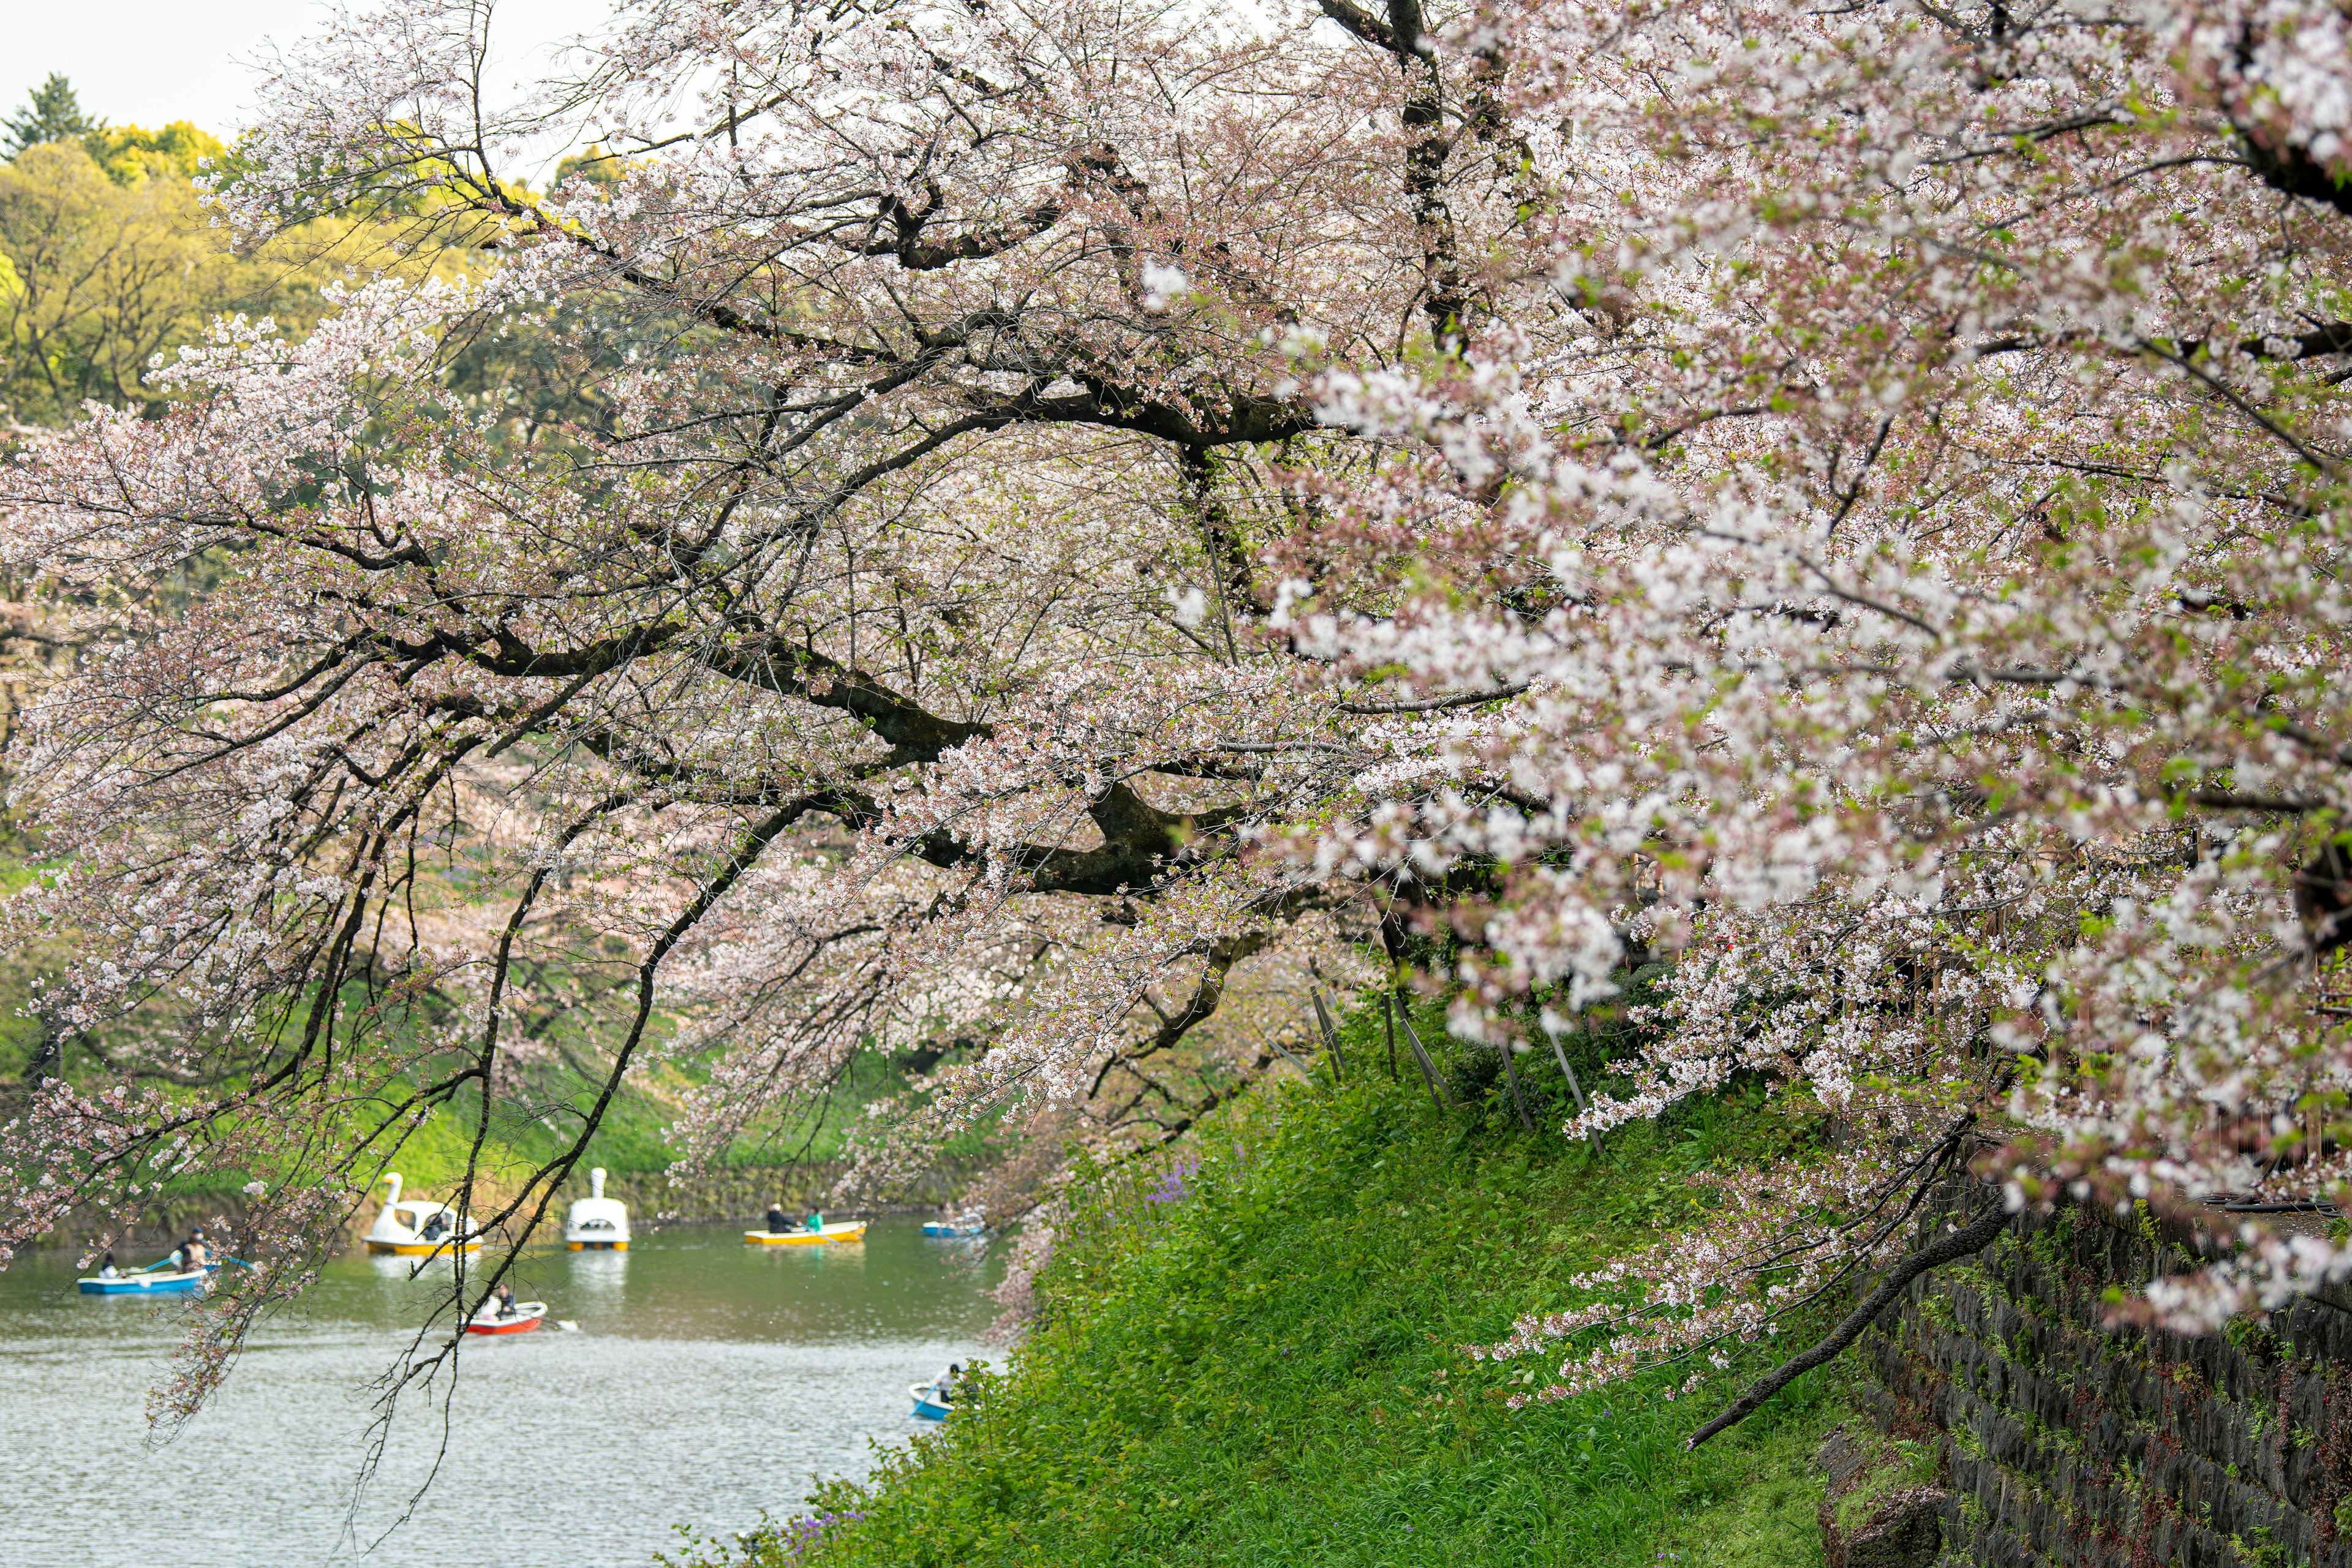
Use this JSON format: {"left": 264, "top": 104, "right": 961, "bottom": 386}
{"left": 491, "top": 1282, "right": 518, "bottom": 1319}
{"left": 926, "top": 1363, "right": 962, "bottom": 1406}
{"left": 97, "top": 1251, "right": 120, "bottom": 1280}
{"left": 803, "top": 1207, "right": 825, "bottom": 1234}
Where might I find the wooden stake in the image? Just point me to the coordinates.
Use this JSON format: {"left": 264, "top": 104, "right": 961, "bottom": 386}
{"left": 1396, "top": 1005, "right": 1457, "bottom": 1110}
{"left": 1547, "top": 1030, "right": 1592, "bottom": 1142}
{"left": 1498, "top": 1038, "right": 1537, "bottom": 1134}
{"left": 1392, "top": 1006, "right": 1449, "bottom": 1114}
{"left": 1310, "top": 990, "right": 1348, "bottom": 1085}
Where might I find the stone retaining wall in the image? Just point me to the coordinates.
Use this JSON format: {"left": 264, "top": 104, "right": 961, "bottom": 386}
{"left": 559, "top": 1162, "right": 968, "bottom": 1224}
{"left": 1863, "top": 1203, "right": 2352, "bottom": 1567}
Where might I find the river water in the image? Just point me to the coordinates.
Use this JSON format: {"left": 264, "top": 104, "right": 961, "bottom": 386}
{"left": 0, "top": 1219, "right": 1001, "bottom": 1568}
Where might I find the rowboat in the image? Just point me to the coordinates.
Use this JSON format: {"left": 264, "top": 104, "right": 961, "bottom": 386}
{"left": 464, "top": 1302, "right": 547, "bottom": 1335}
{"left": 78, "top": 1268, "right": 209, "bottom": 1295}
{"left": 921, "top": 1220, "right": 986, "bottom": 1238}
{"left": 909, "top": 1382, "right": 952, "bottom": 1421}
{"left": 564, "top": 1166, "right": 630, "bottom": 1251}
{"left": 363, "top": 1173, "right": 483, "bottom": 1256}
{"left": 744, "top": 1222, "right": 867, "bottom": 1247}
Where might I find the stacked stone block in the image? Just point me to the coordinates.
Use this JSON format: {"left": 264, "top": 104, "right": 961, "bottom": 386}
{"left": 1863, "top": 1205, "right": 2352, "bottom": 1567}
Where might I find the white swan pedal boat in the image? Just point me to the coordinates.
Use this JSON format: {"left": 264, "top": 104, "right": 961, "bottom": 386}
{"left": 363, "top": 1173, "right": 482, "bottom": 1256}
{"left": 564, "top": 1167, "right": 630, "bottom": 1251}
{"left": 464, "top": 1301, "right": 548, "bottom": 1336}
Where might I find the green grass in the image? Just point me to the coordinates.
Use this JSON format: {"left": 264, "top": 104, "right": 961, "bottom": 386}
{"left": 680, "top": 1037, "right": 1849, "bottom": 1568}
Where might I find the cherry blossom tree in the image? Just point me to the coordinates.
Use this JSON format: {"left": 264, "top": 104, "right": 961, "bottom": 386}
{"left": 1306, "top": 0, "right": 2352, "bottom": 1433}
{"left": 0, "top": 0, "right": 1487, "bottom": 1416}
{"left": 7, "top": 0, "right": 2352, "bottom": 1450}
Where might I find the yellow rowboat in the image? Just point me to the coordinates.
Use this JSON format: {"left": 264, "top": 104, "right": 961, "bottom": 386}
{"left": 744, "top": 1222, "right": 867, "bottom": 1247}
{"left": 369, "top": 1238, "right": 484, "bottom": 1256}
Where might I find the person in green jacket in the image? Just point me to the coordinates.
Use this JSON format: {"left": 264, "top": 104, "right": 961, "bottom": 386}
{"left": 802, "top": 1207, "right": 824, "bottom": 1233}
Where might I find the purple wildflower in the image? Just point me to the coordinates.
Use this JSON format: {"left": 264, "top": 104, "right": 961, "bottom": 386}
{"left": 1145, "top": 1156, "right": 1200, "bottom": 1205}
{"left": 773, "top": 1509, "right": 864, "bottom": 1561}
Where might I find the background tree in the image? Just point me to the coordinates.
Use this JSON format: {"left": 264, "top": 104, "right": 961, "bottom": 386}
{"left": 0, "top": 141, "right": 256, "bottom": 420}
{"left": 2, "top": 72, "right": 102, "bottom": 158}
{"left": 0, "top": 77, "right": 492, "bottom": 1121}
{"left": 84, "top": 121, "right": 225, "bottom": 187}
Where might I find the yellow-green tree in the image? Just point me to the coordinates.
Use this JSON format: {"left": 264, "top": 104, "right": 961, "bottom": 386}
{"left": 85, "top": 120, "right": 225, "bottom": 186}
{"left": 0, "top": 139, "right": 261, "bottom": 422}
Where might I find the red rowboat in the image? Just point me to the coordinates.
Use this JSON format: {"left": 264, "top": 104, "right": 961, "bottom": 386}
{"left": 464, "top": 1302, "right": 547, "bottom": 1335}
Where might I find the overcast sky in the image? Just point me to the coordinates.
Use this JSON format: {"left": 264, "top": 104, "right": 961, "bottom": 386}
{"left": 6, "top": 1, "right": 595, "bottom": 167}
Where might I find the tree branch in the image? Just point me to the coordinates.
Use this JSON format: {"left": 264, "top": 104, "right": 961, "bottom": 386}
{"left": 1684, "top": 1203, "right": 2010, "bottom": 1450}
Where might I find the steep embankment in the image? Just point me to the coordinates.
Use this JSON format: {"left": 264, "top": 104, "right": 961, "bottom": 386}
{"left": 15, "top": 1037, "right": 966, "bottom": 1248}
{"left": 682, "top": 1037, "right": 1852, "bottom": 1568}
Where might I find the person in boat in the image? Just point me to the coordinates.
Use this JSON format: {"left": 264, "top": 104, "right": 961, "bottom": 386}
{"left": 420, "top": 1210, "right": 450, "bottom": 1242}
{"left": 491, "top": 1282, "right": 518, "bottom": 1319}
{"left": 765, "top": 1205, "right": 789, "bottom": 1235}
{"left": 97, "top": 1251, "right": 120, "bottom": 1280}
{"left": 926, "top": 1363, "right": 962, "bottom": 1406}
{"left": 803, "top": 1207, "right": 826, "bottom": 1234}
{"left": 183, "top": 1231, "right": 209, "bottom": 1272}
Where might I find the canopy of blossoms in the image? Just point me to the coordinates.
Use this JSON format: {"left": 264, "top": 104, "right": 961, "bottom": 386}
{"left": 1, "top": 0, "right": 2349, "bottom": 1434}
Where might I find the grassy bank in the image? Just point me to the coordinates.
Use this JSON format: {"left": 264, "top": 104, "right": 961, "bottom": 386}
{"left": 687, "top": 1038, "right": 1850, "bottom": 1567}
{"left": 0, "top": 819, "right": 986, "bottom": 1229}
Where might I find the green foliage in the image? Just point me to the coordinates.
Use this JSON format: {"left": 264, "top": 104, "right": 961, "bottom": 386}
{"left": 84, "top": 122, "right": 226, "bottom": 186}
{"left": 676, "top": 1068, "right": 1845, "bottom": 1568}
{"left": 0, "top": 86, "right": 487, "bottom": 428}
{"left": 3, "top": 74, "right": 102, "bottom": 159}
{"left": 1830, "top": 1438, "right": 1940, "bottom": 1534}
{"left": 0, "top": 137, "right": 265, "bottom": 420}
{"left": 553, "top": 145, "right": 628, "bottom": 190}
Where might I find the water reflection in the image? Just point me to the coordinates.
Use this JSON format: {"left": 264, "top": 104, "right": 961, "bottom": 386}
{"left": 0, "top": 1220, "right": 1002, "bottom": 1568}
{"left": 367, "top": 1251, "right": 435, "bottom": 1283}
{"left": 566, "top": 1247, "right": 630, "bottom": 1313}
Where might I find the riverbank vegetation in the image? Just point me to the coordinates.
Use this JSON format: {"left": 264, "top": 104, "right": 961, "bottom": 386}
{"left": 679, "top": 1006, "right": 1848, "bottom": 1568}
{"left": 763, "top": 1097, "right": 1838, "bottom": 1565}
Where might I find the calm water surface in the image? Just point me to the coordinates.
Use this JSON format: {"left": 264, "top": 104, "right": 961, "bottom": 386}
{"left": 0, "top": 1219, "right": 1002, "bottom": 1568}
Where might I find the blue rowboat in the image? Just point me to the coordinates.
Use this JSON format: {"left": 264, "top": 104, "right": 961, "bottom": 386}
{"left": 921, "top": 1221, "right": 984, "bottom": 1238}
{"left": 79, "top": 1268, "right": 208, "bottom": 1295}
{"left": 908, "top": 1382, "right": 952, "bottom": 1421}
